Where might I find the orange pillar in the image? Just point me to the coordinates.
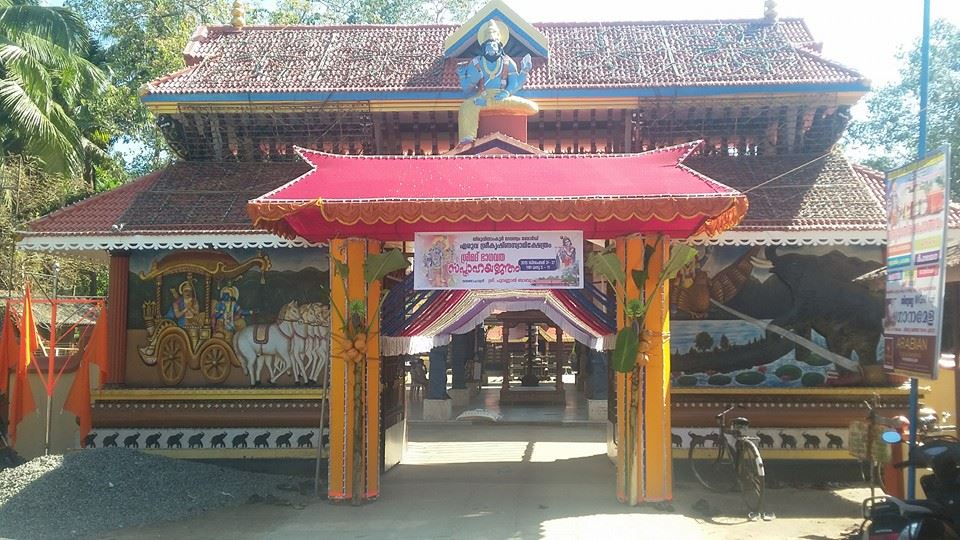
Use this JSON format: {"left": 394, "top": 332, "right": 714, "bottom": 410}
{"left": 615, "top": 237, "right": 672, "bottom": 504}
{"left": 328, "top": 238, "right": 382, "bottom": 503}
{"left": 644, "top": 237, "right": 672, "bottom": 501}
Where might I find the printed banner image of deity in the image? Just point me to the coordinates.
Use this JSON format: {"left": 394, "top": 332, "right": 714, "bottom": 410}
{"left": 420, "top": 235, "right": 458, "bottom": 288}
{"left": 556, "top": 235, "right": 578, "bottom": 280}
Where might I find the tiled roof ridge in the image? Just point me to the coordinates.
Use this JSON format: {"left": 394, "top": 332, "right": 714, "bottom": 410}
{"left": 195, "top": 16, "right": 811, "bottom": 33}
{"left": 204, "top": 22, "right": 459, "bottom": 33}
{"left": 535, "top": 17, "right": 808, "bottom": 30}
{"left": 850, "top": 162, "right": 885, "bottom": 178}
{"left": 26, "top": 170, "right": 164, "bottom": 232}
{"left": 183, "top": 25, "right": 211, "bottom": 63}
{"left": 181, "top": 17, "right": 817, "bottom": 61}
{"left": 790, "top": 18, "right": 817, "bottom": 45}
{"left": 850, "top": 162, "right": 886, "bottom": 204}
{"left": 141, "top": 64, "right": 199, "bottom": 96}
{"left": 791, "top": 46, "right": 868, "bottom": 83}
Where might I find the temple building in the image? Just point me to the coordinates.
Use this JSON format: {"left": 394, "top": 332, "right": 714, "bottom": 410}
{"left": 13, "top": 0, "right": 923, "bottom": 504}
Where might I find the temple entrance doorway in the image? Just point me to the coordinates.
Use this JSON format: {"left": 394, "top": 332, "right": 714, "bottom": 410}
{"left": 402, "top": 308, "right": 605, "bottom": 427}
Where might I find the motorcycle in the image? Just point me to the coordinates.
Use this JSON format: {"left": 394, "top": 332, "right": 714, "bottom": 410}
{"left": 861, "top": 437, "right": 960, "bottom": 539}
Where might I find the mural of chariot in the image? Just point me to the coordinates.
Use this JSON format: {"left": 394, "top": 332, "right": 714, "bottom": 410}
{"left": 130, "top": 248, "right": 331, "bottom": 387}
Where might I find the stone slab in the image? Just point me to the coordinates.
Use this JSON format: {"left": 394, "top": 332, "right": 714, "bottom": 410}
{"left": 422, "top": 398, "right": 453, "bottom": 421}
{"left": 588, "top": 399, "right": 608, "bottom": 422}
{"left": 448, "top": 388, "right": 471, "bottom": 407}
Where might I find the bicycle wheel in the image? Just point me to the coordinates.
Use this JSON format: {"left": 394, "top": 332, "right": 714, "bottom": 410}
{"left": 689, "top": 434, "right": 737, "bottom": 492}
{"left": 736, "top": 439, "right": 766, "bottom": 514}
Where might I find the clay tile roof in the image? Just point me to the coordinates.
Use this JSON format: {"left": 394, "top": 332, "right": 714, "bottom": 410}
{"left": 23, "top": 161, "right": 309, "bottom": 237}
{"left": 683, "top": 152, "right": 887, "bottom": 231}
{"left": 143, "top": 18, "right": 866, "bottom": 96}
{"left": 26, "top": 153, "right": 905, "bottom": 240}
{"left": 26, "top": 171, "right": 164, "bottom": 236}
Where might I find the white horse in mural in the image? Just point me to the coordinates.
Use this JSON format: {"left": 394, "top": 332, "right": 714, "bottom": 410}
{"left": 234, "top": 301, "right": 309, "bottom": 385}
{"left": 234, "top": 301, "right": 332, "bottom": 386}
{"left": 300, "top": 303, "right": 331, "bottom": 383}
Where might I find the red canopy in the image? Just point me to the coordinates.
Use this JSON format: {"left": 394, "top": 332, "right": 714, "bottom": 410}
{"left": 248, "top": 141, "right": 747, "bottom": 241}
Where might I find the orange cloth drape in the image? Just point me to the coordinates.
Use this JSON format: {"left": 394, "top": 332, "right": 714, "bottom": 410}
{"left": 9, "top": 284, "right": 38, "bottom": 444}
{"left": 63, "top": 308, "right": 107, "bottom": 445}
{"left": 62, "top": 353, "right": 91, "bottom": 444}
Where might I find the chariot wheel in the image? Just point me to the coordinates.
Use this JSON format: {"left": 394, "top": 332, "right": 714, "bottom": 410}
{"left": 198, "top": 342, "right": 232, "bottom": 384}
{"left": 157, "top": 331, "right": 189, "bottom": 385}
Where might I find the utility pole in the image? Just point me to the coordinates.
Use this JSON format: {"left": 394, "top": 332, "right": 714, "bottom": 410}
{"left": 907, "top": 0, "right": 933, "bottom": 500}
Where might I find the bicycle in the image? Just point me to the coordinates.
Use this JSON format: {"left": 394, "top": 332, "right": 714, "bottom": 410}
{"left": 688, "top": 404, "right": 770, "bottom": 519}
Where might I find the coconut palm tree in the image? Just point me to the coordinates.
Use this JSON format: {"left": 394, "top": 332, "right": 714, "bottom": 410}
{"left": 0, "top": 0, "right": 108, "bottom": 177}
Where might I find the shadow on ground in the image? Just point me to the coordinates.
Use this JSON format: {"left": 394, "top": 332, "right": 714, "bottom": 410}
{"left": 97, "top": 424, "right": 867, "bottom": 540}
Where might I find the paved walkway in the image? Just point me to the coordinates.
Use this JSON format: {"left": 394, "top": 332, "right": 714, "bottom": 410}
{"left": 103, "top": 424, "right": 866, "bottom": 540}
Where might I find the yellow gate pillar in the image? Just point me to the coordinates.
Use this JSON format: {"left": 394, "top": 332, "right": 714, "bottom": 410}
{"left": 328, "top": 238, "right": 382, "bottom": 503}
{"left": 616, "top": 237, "right": 672, "bottom": 504}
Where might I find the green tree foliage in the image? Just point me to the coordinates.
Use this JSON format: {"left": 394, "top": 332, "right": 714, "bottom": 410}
{"left": 0, "top": 1, "right": 116, "bottom": 296}
{"left": 1, "top": 156, "right": 104, "bottom": 294}
{"left": 694, "top": 331, "right": 714, "bottom": 352}
{"left": 0, "top": 0, "right": 112, "bottom": 180}
{"left": 845, "top": 20, "right": 960, "bottom": 189}
{"left": 66, "top": 0, "right": 229, "bottom": 176}
{"left": 67, "top": 0, "right": 480, "bottom": 176}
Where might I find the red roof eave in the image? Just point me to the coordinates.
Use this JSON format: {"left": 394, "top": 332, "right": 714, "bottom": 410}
{"left": 248, "top": 141, "right": 749, "bottom": 242}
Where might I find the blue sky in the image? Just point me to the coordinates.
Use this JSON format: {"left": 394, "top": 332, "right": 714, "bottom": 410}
{"left": 508, "top": 0, "right": 960, "bottom": 86}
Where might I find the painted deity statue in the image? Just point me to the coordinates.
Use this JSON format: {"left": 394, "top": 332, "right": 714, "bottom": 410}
{"left": 456, "top": 20, "right": 538, "bottom": 143}
{"left": 212, "top": 285, "right": 251, "bottom": 334}
{"left": 167, "top": 281, "right": 200, "bottom": 328}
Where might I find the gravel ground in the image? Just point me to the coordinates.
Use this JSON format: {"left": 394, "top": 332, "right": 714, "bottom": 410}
{"left": 0, "top": 449, "right": 315, "bottom": 540}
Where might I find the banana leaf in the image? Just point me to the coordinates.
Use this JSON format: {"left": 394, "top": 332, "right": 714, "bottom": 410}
{"left": 587, "top": 251, "right": 624, "bottom": 288}
{"left": 657, "top": 244, "right": 697, "bottom": 286}
{"left": 612, "top": 326, "right": 640, "bottom": 373}
{"left": 364, "top": 249, "right": 410, "bottom": 284}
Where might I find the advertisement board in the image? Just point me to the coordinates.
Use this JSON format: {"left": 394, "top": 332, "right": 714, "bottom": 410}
{"left": 884, "top": 146, "right": 951, "bottom": 379}
{"left": 414, "top": 231, "right": 584, "bottom": 290}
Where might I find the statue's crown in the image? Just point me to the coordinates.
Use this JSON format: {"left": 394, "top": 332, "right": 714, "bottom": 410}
{"left": 478, "top": 20, "right": 508, "bottom": 45}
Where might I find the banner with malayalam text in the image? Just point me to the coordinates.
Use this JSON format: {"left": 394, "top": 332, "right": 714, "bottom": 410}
{"left": 884, "top": 146, "right": 951, "bottom": 379}
{"left": 414, "top": 231, "right": 584, "bottom": 290}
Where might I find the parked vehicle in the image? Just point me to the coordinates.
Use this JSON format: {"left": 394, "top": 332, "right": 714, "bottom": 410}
{"left": 861, "top": 436, "right": 960, "bottom": 539}
{"left": 688, "top": 404, "right": 770, "bottom": 520}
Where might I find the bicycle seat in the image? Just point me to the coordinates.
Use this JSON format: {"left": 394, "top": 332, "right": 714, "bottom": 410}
{"left": 731, "top": 417, "right": 750, "bottom": 430}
